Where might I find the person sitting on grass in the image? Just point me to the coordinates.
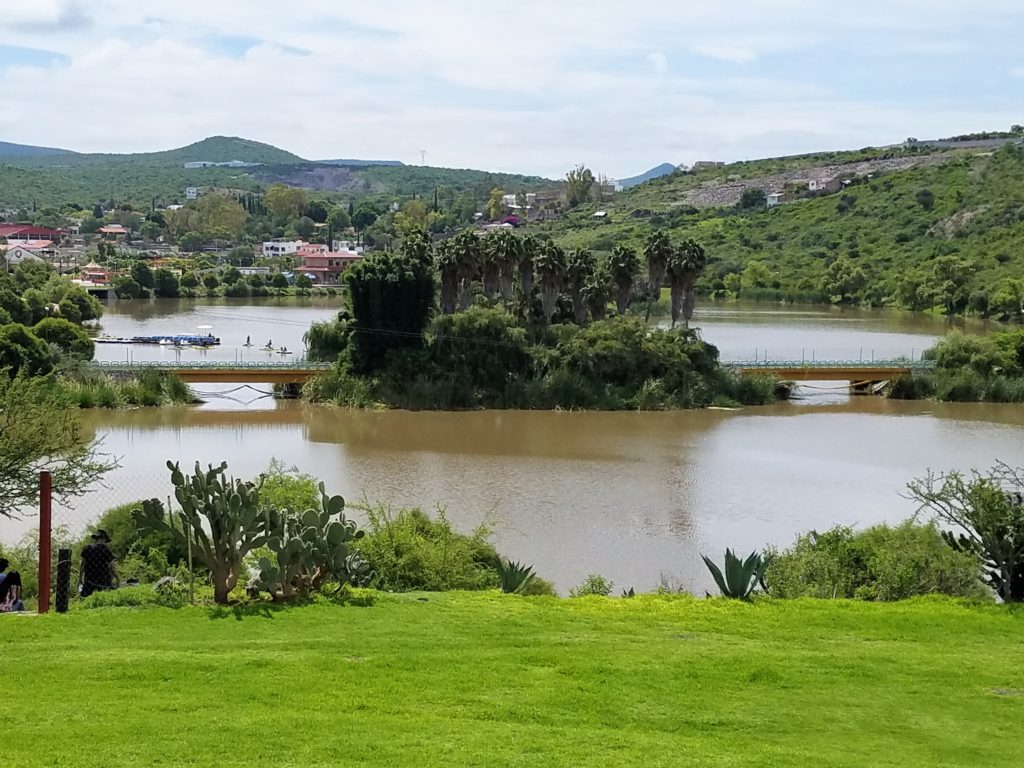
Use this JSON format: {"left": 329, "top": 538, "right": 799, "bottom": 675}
{"left": 0, "top": 558, "right": 25, "bottom": 612}
{"left": 80, "top": 529, "right": 117, "bottom": 598}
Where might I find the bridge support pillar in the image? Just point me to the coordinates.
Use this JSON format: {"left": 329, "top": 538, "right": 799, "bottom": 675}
{"left": 849, "top": 380, "right": 884, "bottom": 396}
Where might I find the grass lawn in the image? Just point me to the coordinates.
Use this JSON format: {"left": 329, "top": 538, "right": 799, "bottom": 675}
{"left": 3, "top": 593, "right": 1022, "bottom": 767}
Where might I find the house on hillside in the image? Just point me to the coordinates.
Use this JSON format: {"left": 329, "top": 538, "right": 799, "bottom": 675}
{"left": 808, "top": 178, "right": 842, "bottom": 193}
{"left": 80, "top": 262, "right": 112, "bottom": 285}
{"left": 262, "top": 239, "right": 305, "bottom": 258}
{"left": 98, "top": 224, "right": 129, "bottom": 240}
{"left": 766, "top": 191, "right": 791, "bottom": 208}
{"left": 298, "top": 243, "right": 362, "bottom": 285}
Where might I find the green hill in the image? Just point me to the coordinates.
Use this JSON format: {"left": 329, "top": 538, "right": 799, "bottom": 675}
{"left": 540, "top": 143, "right": 1024, "bottom": 318}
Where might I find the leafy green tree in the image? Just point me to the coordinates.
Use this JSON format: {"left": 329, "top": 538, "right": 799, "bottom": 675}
{"left": 265, "top": 183, "right": 307, "bottom": 221}
{"left": 304, "top": 312, "right": 350, "bottom": 362}
{"left": 114, "top": 277, "right": 145, "bottom": 299}
{"left": 609, "top": 245, "right": 639, "bottom": 315}
{"left": 0, "top": 374, "right": 117, "bottom": 516}
{"left": 352, "top": 204, "right": 379, "bottom": 232}
{"left": 741, "top": 260, "right": 773, "bottom": 292}
{"left": 485, "top": 187, "right": 505, "bottom": 220}
{"left": 327, "top": 206, "right": 351, "bottom": 232}
{"left": 178, "top": 231, "right": 205, "bottom": 253}
{"left": 130, "top": 261, "right": 155, "bottom": 291}
{"left": 140, "top": 220, "right": 162, "bottom": 242}
{"left": 222, "top": 266, "right": 242, "bottom": 284}
{"left": 0, "top": 324, "right": 52, "bottom": 377}
{"left": 430, "top": 307, "right": 530, "bottom": 391}
{"left": 226, "top": 245, "right": 253, "bottom": 266}
{"left": 302, "top": 200, "right": 329, "bottom": 223}
{"left": 565, "top": 165, "right": 595, "bottom": 208}
{"left": 908, "top": 462, "right": 1024, "bottom": 602}
{"left": 739, "top": 187, "right": 767, "bottom": 209}
{"left": 180, "top": 272, "right": 200, "bottom": 290}
{"left": 345, "top": 251, "right": 435, "bottom": 374}
{"left": 295, "top": 274, "right": 313, "bottom": 290}
{"left": 33, "top": 317, "right": 94, "bottom": 360}
{"left": 822, "top": 255, "right": 867, "bottom": 303}
{"left": 202, "top": 273, "right": 220, "bottom": 291}
{"left": 270, "top": 272, "right": 289, "bottom": 289}
{"left": 915, "top": 188, "right": 936, "bottom": 211}
{"left": 292, "top": 216, "right": 316, "bottom": 240}
{"left": 153, "top": 268, "right": 180, "bottom": 298}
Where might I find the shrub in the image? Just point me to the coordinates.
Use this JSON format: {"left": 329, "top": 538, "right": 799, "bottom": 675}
{"left": 353, "top": 504, "right": 500, "bottom": 592}
{"left": 570, "top": 573, "right": 614, "bottom": 597}
{"left": 79, "top": 584, "right": 187, "bottom": 610}
{"left": 764, "top": 521, "right": 986, "bottom": 601}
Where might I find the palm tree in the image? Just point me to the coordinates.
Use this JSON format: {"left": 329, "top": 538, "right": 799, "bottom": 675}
{"left": 643, "top": 231, "right": 673, "bottom": 320}
{"left": 434, "top": 240, "right": 460, "bottom": 315}
{"left": 534, "top": 241, "right": 567, "bottom": 324}
{"left": 401, "top": 227, "right": 433, "bottom": 267}
{"left": 666, "top": 238, "right": 707, "bottom": 328}
{"left": 519, "top": 235, "right": 538, "bottom": 299}
{"left": 449, "top": 229, "right": 482, "bottom": 310}
{"left": 566, "top": 249, "right": 596, "bottom": 325}
{"left": 492, "top": 229, "right": 523, "bottom": 301}
{"left": 609, "top": 244, "right": 639, "bottom": 315}
{"left": 585, "top": 256, "right": 613, "bottom": 321}
{"left": 479, "top": 237, "right": 501, "bottom": 301}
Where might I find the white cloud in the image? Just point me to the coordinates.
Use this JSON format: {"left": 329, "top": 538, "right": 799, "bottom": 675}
{"left": 0, "top": 1, "right": 1021, "bottom": 177}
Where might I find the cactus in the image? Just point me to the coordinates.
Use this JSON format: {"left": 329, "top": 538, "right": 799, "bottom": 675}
{"left": 134, "top": 461, "right": 270, "bottom": 604}
{"left": 256, "top": 482, "right": 374, "bottom": 600}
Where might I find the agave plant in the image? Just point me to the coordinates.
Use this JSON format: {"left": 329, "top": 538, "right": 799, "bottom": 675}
{"left": 496, "top": 558, "right": 536, "bottom": 594}
{"left": 701, "top": 549, "right": 770, "bottom": 600}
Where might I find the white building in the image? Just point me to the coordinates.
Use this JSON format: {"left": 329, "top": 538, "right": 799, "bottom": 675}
{"left": 185, "top": 187, "right": 199, "bottom": 201}
{"left": 262, "top": 239, "right": 305, "bottom": 258}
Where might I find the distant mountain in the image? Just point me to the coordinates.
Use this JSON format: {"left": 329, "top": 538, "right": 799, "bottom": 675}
{"left": 618, "top": 162, "right": 678, "bottom": 189}
{"left": 123, "top": 136, "right": 305, "bottom": 167}
{"left": 0, "top": 140, "right": 76, "bottom": 158}
{"left": 317, "top": 158, "right": 405, "bottom": 167}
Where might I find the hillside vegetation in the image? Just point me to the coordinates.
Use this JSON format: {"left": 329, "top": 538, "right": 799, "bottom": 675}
{"left": 543, "top": 144, "right": 1024, "bottom": 318}
{"left": 0, "top": 136, "right": 555, "bottom": 208}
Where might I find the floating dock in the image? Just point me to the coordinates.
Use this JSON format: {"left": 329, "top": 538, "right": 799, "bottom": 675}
{"left": 94, "top": 334, "right": 221, "bottom": 347}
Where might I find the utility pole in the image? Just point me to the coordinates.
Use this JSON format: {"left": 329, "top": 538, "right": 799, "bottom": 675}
{"left": 420, "top": 149, "right": 426, "bottom": 166}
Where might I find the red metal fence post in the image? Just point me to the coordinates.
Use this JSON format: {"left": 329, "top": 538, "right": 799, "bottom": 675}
{"left": 38, "top": 471, "right": 52, "bottom": 614}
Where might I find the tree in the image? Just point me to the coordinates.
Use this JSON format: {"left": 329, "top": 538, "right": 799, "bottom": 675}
{"left": 180, "top": 272, "right": 200, "bottom": 290}
{"left": 304, "top": 311, "right": 350, "bottom": 362}
{"left": 91, "top": 204, "right": 103, "bottom": 219}
{"left": 907, "top": 462, "right": 1024, "bottom": 602}
{"left": 665, "top": 238, "right": 707, "bottom": 328}
{"left": 822, "top": 256, "right": 867, "bottom": 303}
{"left": 178, "top": 231, "right": 205, "bottom": 253}
{"left": 130, "top": 261, "right": 155, "bottom": 291}
{"left": 352, "top": 204, "right": 379, "bottom": 232}
{"left": 643, "top": 231, "right": 673, "bottom": 318}
{"left": 270, "top": 272, "right": 289, "bottom": 289}
{"left": 265, "top": 184, "right": 307, "bottom": 221}
{"left": 302, "top": 200, "right": 329, "bottom": 223}
{"left": 485, "top": 187, "right": 506, "bottom": 221}
{"left": 534, "top": 241, "right": 567, "bottom": 324}
{"left": 916, "top": 188, "right": 936, "bottom": 211}
{"left": 519, "top": 236, "right": 537, "bottom": 301}
{"left": 153, "top": 268, "right": 180, "bottom": 298}
{"left": 295, "top": 274, "right": 313, "bottom": 290}
{"left": 195, "top": 194, "right": 247, "bottom": 236}
{"left": 0, "top": 324, "right": 53, "bottom": 377}
{"left": 565, "top": 165, "right": 595, "bottom": 208}
{"left": 202, "top": 273, "right": 220, "bottom": 291}
{"left": 139, "top": 220, "right": 162, "bottom": 243}
{"left": 435, "top": 240, "right": 460, "bottom": 315}
{"left": 292, "top": 216, "right": 316, "bottom": 240}
{"left": 394, "top": 200, "right": 428, "bottom": 235}
{"left": 609, "top": 245, "right": 639, "bottom": 315}
{"left": 566, "top": 249, "right": 596, "bottom": 325}
{"left": 584, "top": 256, "right": 613, "bottom": 322}
{"left": 490, "top": 229, "right": 523, "bottom": 301}
{"left": 0, "top": 374, "right": 117, "bottom": 517}
{"left": 739, "top": 188, "right": 767, "bottom": 209}
{"left": 114, "top": 277, "right": 145, "bottom": 300}
{"left": 327, "top": 206, "right": 351, "bottom": 233}
{"left": 345, "top": 251, "right": 435, "bottom": 374}
{"left": 222, "top": 266, "right": 242, "bottom": 285}
{"left": 33, "top": 317, "right": 94, "bottom": 360}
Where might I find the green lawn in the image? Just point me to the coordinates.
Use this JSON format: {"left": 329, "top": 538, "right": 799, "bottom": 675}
{"left": 3, "top": 594, "right": 1022, "bottom": 767}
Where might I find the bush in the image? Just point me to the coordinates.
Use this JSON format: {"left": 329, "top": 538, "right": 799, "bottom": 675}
{"left": 79, "top": 584, "right": 187, "bottom": 610}
{"left": 570, "top": 573, "right": 614, "bottom": 597}
{"left": 353, "top": 503, "right": 500, "bottom": 592}
{"left": 34, "top": 317, "right": 94, "bottom": 360}
{"left": 764, "top": 521, "right": 987, "bottom": 601}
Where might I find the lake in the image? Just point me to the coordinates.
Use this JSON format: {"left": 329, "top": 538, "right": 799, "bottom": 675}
{"left": 5, "top": 299, "right": 1018, "bottom": 595}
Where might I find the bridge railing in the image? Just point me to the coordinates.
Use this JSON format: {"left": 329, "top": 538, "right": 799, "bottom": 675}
{"left": 726, "top": 360, "right": 936, "bottom": 370}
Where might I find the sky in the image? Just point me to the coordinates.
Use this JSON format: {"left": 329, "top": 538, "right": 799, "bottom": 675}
{"left": 1, "top": 0, "right": 1022, "bottom": 179}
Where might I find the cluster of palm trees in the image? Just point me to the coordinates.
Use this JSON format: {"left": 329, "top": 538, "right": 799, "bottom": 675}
{"left": 427, "top": 228, "right": 706, "bottom": 328}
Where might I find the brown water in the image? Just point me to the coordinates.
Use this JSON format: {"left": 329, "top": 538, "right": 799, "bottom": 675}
{"left": 5, "top": 300, "right": 1017, "bottom": 594}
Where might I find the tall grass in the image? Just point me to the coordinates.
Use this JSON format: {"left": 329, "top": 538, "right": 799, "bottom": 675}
{"left": 59, "top": 370, "right": 197, "bottom": 409}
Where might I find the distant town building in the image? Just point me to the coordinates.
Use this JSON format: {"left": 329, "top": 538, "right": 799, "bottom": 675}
{"left": 79, "top": 262, "right": 112, "bottom": 285}
{"left": 766, "top": 191, "right": 791, "bottom": 207}
{"left": 262, "top": 239, "right": 305, "bottom": 258}
{"left": 808, "top": 178, "right": 842, "bottom": 193}
{"left": 2, "top": 244, "right": 46, "bottom": 264}
{"left": 185, "top": 187, "right": 199, "bottom": 201}
{"left": 98, "top": 224, "right": 129, "bottom": 240}
{"left": 0, "top": 224, "right": 64, "bottom": 241}
{"left": 298, "top": 243, "right": 362, "bottom": 285}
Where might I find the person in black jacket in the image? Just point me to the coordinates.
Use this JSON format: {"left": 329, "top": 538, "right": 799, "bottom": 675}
{"left": 0, "top": 558, "right": 24, "bottom": 612}
{"left": 80, "top": 529, "right": 117, "bottom": 598}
